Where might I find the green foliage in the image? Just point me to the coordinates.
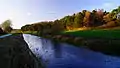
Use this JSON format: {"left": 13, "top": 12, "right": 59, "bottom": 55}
{"left": 74, "top": 12, "right": 84, "bottom": 27}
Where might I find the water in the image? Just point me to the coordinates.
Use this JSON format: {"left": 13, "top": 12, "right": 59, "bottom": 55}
{"left": 23, "top": 34, "right": 120, "bottom": 68}
{"left": 0, "top": 34, "right": 12, "bottom": 38}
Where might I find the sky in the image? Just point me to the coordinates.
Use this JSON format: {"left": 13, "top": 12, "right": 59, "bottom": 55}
{"left": 0, "top": 0, "right": 120, "bottom": 29}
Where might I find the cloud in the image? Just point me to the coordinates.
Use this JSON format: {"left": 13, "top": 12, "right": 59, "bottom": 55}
{"left": 46, "top": 11, "right": 57, "bottom": 14}
{"left": 103, "top": 3, "right": 113, "bottom": 7}
{"left": 101, "top": 2, "right": 119, "bottom": 11}
{"left": 47, "top": 12, "right": 56, "bottom": 14}
{"left": 89, "top": 2, "right": 119, "bottom": 12}
{"left": 27, "top": 12, "right": 32, "bottom": 16}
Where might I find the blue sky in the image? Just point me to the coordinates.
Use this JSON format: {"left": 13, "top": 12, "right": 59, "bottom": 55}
{"left": 0, "top": 0, "right": 120, "bottom": 29}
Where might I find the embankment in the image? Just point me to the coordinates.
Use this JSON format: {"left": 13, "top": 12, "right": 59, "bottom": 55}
{"left": 38, "top": 34, "right": 120, "bottom": 56}
{"left": 0, "top": 34, "right": 43, "bottom": 68}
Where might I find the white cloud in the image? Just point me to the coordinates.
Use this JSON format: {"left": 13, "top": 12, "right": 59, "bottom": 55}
{"left": 27, "top": 12, "right": 32, "bottom": 16}
{"left": 89, "top": 2, "right": 119, "bottom": 12}
{"left": 103, "top": 3, "right": 113, "bottom": 7}
{"left": 101, "top": 2, "right": 119, "bottom": 11}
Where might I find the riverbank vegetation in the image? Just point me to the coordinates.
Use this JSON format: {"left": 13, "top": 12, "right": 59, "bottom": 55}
{"left": 19, "top": 6, "right": 120, "bottom": 56}
{"left": 21, "top": 6, "right": 120, "bottom": 33}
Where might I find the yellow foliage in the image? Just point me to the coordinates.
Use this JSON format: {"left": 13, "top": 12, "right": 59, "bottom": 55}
{"left": 83, "top": 11, "right": 91, "bottom": 24}
{"left": 85, "top": 11, "right": 91, "bottom": 18}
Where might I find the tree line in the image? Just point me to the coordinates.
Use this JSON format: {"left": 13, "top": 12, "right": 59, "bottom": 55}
{"left": 21, "top": 6, "right": 120, "bottom": 34}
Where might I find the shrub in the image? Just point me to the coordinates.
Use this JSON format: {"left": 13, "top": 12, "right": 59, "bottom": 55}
{"left": 106, "top": 21, "right": 116, "bottom": 27}
{"left": 74, "top": 37, "right": 84, "bottom": 44}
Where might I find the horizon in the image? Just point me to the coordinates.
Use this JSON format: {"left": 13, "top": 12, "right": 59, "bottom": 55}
{"left": 0, "top": 0, "right": 120, "bottom": 29}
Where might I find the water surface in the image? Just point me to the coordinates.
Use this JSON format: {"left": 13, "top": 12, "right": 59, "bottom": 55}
{"left": 23, "top": 34, "right": 120, "bottom": 68}
{"left": 0, "top": 34, "right": 12, "bottom": 38}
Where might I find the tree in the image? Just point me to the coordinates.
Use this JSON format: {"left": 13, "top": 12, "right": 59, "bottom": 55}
{"left": 118, "top": 6, "right": 120, "bottom": 13}
{"left": 21, "top": 25, "right": 31, "bottom": 31}
{"left": 65, "top": 16, "right": 73, "bottom": 27}
{"left": 4, "top": 26, "right": 13, "bottom": 33}
{"left": 0, "top": 20, "right": 13, "bottom": 33}
{"left": 95, "top": 9, "right": 104, "bottom": 26}
{"left": 82, "top": 10, "right": 87, "bottom": 16}
{"left": 91, "top": 9, "right": 97, "bottom": 26}
{"left": 74, "top": 12, "right": 84, "bottom": 28}
{"left": 61, "top": 15, "right": 74, "bottom": 30}
{"left": 103, "top": 13, "right": 113, "bottom": 23}
{"left": 83, "top": 11, "right": 92, "bottom": 27}
{"left": 0, "top": 27, "right": 6, "bottom": 34}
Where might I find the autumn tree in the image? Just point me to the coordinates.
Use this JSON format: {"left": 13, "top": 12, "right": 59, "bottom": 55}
{"left": 95, "top": 9, "right": 104, "bottom": 26}
{"left": 83, "top": 11, "right": 92, "bottom": 27}
{"left": 103, "top": 13, "right": 113, "bottom": 23}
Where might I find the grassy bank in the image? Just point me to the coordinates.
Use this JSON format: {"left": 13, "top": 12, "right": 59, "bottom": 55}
{"left": 61, "top": 29, "right": 120, "bottom": 39}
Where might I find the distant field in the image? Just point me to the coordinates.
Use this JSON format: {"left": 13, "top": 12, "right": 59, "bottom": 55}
{"left": 61, "top": 29, "right": 120, "bottom": 39}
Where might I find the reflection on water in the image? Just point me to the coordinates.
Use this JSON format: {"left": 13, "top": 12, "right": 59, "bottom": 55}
{"left": 23, "top": 34, "right": 120, "bottom": 68}
{"left": 52, "top": 41, "right": 62, "bottom": 58}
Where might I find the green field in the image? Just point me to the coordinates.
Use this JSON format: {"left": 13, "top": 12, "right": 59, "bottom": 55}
{"left": 62, "top": 29, "right": 120, "bottom": 39}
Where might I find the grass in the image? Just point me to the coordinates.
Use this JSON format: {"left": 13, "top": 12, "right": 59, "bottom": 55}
{"left": 61, "top": 29, "right": 120, "bottom": 39}
{"left": 11, "top": 31, "right": 38, "bottom": 35}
